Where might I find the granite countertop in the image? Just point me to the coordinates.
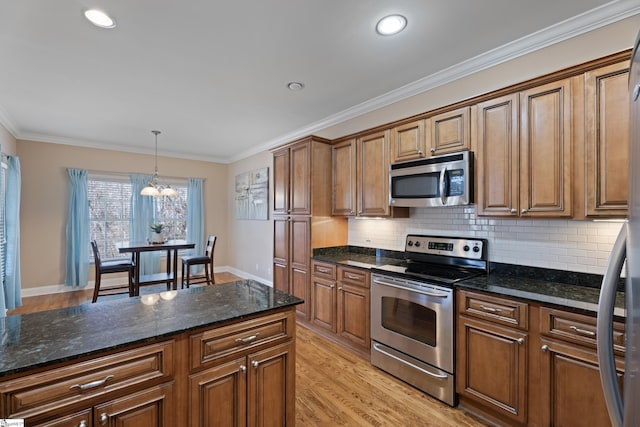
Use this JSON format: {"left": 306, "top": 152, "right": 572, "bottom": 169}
{"left": 312, "top": 246, "right": 624, "bottom": 318}
{"left": 0, "top": 280, "right": 303, "bottom": 378}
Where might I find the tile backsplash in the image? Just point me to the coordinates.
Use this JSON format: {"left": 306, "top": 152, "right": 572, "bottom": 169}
{"left": 347, "top": 206, "right": 624, "bottom": 275}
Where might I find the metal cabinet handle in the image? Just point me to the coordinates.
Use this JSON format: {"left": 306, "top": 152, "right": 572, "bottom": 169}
{"left": 240, "top": 365, "right": 247, "bottom": 373}
{"left": 252, "top": 360, "right": 260, "bottom": 368}
{"left": 79, "top": 421, "right": 88, "bottom": 427}
{"left": 430, "top": 147, "right": 436, "bottom": 153}
{"left": 480, "top": 305, "right": 502, "bottom": 313}
{"left": 329, "top": 284, "right": 335, "bottom": 289}
{"left": 541, "top": 345, "right": 549, "bottom": 352}
{"left": 235, "top": 333, "right": 260, "bottom": 344}
{"left": 510, "top": 208, "right": 517, "bottom": 214}
{"left": 569, "top": 325, "right": 596, "bottom": 337}
{"left": 417, "top": 150, "right": 424, "bottom": 157}
{"left": 317, "top": 267, "right": 330, "bottom": 273}
{"left": 517, "top": 338, "right": 525, "bottom": 344}
{"left": 346, "top": 273, "right": 360, "bottom": 280}
{"left": 70, "top": 375, "right": 114, "bottom": 391}
{"left": 99, "top": 413, "right": 109, "bottom": 425}
{"left": 521, "top": 209, "right": 528, "bottom": 214}
{"left": 338, "top": 286, "right": 343, "bottom": 291}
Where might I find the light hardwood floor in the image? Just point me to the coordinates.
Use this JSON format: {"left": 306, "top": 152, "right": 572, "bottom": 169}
{"left": 8, "top": 275, "right": 487, "bottom": 426}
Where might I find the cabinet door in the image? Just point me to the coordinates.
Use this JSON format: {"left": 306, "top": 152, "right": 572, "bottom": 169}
{"left": 290, "top": 216, "right": 310, "bottom": 317}
{"left": 585, "top": 61, "right": 630, "bottom": 217}
{"left": 457, "top": 316, "right": 528, "bottom": 425}
{"left": 539, "top": 338, "right": 624, "bottom": 427}
{"left": 247, "top": 342, "right": 295, "bottom": 427}
{"left": 476, "top": 94, "right": 520, "bottom": 217}
{"left": 189, "top": 357, "right": 247, "bottom": 427}
{"left": 311, "top": 276, "right": 337, "bottom": 333}
{"left": 32, "top": 409, "right": 92, "bottom": 427}
{"left": 272, "top": 147, "right": 290, "bottom": 215}
{"left": 357, "top": 130, "right": 390, "bottom": 216}
{"left": 429, "top": 107, "right": 471, "bottom": 155}
{"left": 520, "top": 78, "right": 573, "bottom": 217}
{"left": 289, "top": 141, "right": 311, "bottom": 215}
{"left": 93, "top": 383, "right": 174, "bottom": 427}
{"left": 337, "top": 283, "right": 370, "bottom": 350}
{"left": 390, "top": 119, "right": 428, "bottom": 163}
{"left": 332, "top": 139, "right": 357, "bottom": 216}
{"left": 272, "top": 216, "right": 289, "bottom": 293}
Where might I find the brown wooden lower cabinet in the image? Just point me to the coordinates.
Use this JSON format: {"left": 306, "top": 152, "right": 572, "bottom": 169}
{"left": 188, "top": 341, "right": 295, "bottom": 427}
{"left": 0, "top": 308, "right": 297, "bottom": 427}
{"left": 309, "top": 261, "right": 371, "bottom": 356}
{"left": 457, "top": 289, "right": 625, "bottom": 427}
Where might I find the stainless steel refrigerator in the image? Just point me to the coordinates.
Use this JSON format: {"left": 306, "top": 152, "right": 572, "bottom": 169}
{"left": 597, "top": 29, "right": 640, "bottom": 427}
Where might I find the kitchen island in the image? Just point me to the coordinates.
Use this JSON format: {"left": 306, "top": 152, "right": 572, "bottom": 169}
{"left": 0, "top": 280, "right": 302, "bottom": 426}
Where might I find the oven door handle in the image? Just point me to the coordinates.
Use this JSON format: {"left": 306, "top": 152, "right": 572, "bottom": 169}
{"left": 373, "top": 343, "right": 448, "bottom": 380}
{"left": 373, "top": 278, "right": 450, "bottom": 298}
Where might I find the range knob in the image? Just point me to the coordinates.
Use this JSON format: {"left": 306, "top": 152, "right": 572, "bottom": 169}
{"left": 407, "top": 240, "right": 414, "bottom": 247}
{"left": 473, "top": 246, "right": 480, "bottom": 253}
{"left": 463, "top": 245, "right": 470, "bottom": 252}
{"left": 414, "top": 241, "right": 421, "bottom": 247}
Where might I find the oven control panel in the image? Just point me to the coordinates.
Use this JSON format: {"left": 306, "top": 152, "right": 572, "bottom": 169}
{"left": 405, "top": 235, "right": 485, "bottom": 260}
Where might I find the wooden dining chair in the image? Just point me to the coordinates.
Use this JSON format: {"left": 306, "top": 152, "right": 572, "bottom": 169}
{"left": 91, "top": 240, "right": 135, "bottom": 303}
{"left": 181, "top": 235, "right": 217, "bottom": 288}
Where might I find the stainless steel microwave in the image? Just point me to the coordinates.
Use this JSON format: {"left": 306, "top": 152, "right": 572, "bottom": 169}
{"left": 389, "top": 151, "right": 473, "bottom": 207}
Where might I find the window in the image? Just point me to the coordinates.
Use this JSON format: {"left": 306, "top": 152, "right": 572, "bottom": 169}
{"left": 88, "top": 174, "right": 187, "bottom": 259}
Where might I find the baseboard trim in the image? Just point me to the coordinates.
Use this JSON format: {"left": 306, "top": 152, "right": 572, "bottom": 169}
{"left": 21, "top": 266, "right": 273, "bottom": 297}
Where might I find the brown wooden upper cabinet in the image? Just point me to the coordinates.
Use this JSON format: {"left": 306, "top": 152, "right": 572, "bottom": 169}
{"left": 389, "top": 106, "right": 471, "bottom": 163}
{"left": 430, "top": 106, "right": 471, "bottom": 156}
{"left": 585, "top": 60, "right": 630, "bottom": 217}
{"left": 272, "top": 140, "right": 312, "bottom": 216}
{"left": 476, "top": 78, "right": 574, "bottom": 217}
{"left": 332, "top": 132, "right": 408, "bottom": 217}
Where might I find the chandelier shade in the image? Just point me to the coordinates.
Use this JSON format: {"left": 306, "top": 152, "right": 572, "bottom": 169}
{"left": 141, "top": 130, "right": 176, "bottom": 197}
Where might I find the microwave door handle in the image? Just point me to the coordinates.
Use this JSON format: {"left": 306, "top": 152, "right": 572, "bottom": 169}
{"left": 439, "top": 168, "right": 447, "bottom": 205}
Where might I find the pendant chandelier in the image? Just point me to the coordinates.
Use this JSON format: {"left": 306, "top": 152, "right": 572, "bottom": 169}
{"left": 140, "top": 130, "right": 177, "bottom": 197}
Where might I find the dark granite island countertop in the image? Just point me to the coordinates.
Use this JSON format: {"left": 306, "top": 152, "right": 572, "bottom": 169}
{"left": 0, "top": 280, "right": 303, "bottom": 378}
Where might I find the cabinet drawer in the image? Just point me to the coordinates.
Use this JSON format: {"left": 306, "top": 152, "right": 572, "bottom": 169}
{"left": 312, "top": 261, "right": 336, "bottom": 280}
{"left": 458, "top": 290, "right": 528, "bottom": 330}
{"left": 190, "top": 310, "right": 295, "bottom": 371}
{"left": 0, "top": 340, "right": 174, "bottom": 419}
{"left": 338, "top": 266, "right": 370, "bottom": 288}
{"left": 540, "top": 307, "right": 625, "bottom": 351}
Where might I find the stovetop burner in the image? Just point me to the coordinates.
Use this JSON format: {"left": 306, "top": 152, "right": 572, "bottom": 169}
{"left": 372, "top": 235, "right": 488, "bottom": 286}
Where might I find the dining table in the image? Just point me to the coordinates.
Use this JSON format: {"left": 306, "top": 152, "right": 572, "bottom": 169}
{"left": 118, "top": 240, "right": 195, "bottom": 296}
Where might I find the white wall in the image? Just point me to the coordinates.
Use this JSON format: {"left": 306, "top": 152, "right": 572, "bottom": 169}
{"left": 348, "top": 207, "right": 623, "bottom": 275}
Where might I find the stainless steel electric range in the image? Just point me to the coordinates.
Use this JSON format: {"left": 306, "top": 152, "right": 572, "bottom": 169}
{"left": 370, "top": 234, "right": 488, "bottom": 406}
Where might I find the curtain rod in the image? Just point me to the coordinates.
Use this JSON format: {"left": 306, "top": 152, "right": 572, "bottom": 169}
{"left": 66, "top": 167, "right": 206, "bottom": 182}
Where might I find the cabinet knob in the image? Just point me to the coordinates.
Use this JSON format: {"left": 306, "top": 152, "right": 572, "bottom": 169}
{"left": 79, "top": 421, "right": 88, "bottom": 427}
{"left": 521, "top": 209, "right": 528, "bottom": 214}
{"left": 517, "top": 338, "right": 525, "bottom": 345}
{"left": 510, "top": 208, "right": 517, "bottom": 214}
{"left": 417, "top": 150, "right": 424, "bottom": 157}
{"left": 252, "top": 360, "right": 260, "bottom": 368}
{"left": 240, "top": 365, "right": 247, "bottom": 373}
{"left": 99, "top": 413, "right": 109, "bottom": 425}
{"left": 541, "top": 345, "right": 549, "bottom": 352}
{"left": 338, "top": 286, "right": 343, "bottom": 291}
{"left": 430, "top": 148, "right": 436, "bottom": 153}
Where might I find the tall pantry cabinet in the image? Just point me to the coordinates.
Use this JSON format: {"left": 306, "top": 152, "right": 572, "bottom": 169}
{"left": 271, "top": 136, "right": 347, "bottom": 319}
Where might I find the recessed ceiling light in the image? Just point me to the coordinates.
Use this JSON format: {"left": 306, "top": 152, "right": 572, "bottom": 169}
{"left": 376, "top": 14, "right": 407, "bottom": 36}
{"left": 287, "top": 82, "right": 305, "bottom": 91}
{"left": 84, "top": 9, "right": 116, "bottom": 29}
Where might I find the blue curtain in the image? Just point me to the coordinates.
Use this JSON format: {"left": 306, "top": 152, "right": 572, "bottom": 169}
{"left": 2, "top": 156, "right": 22, "bottom": 313}
{"left": 186, "top": 178, "right": 205, "bottom": 256}
{"left": 64, "top": 168, "right": 89, "bottom": 287}
{"left": 130, "top": 174, "right": 160, "bottom": 275}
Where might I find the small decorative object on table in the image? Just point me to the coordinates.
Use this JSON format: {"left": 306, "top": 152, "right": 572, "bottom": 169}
{"left": 150, "top": 223, "right": 165, "bottom": 244}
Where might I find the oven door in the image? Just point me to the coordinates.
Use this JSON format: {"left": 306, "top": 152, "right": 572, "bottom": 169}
{"left": 371, "top": 273, "right": 454, "bottom": 373}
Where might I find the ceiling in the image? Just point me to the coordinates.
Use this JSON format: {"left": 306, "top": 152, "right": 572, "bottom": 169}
{"left": 0, "top": 1, "right": 638, "bottom": 163}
